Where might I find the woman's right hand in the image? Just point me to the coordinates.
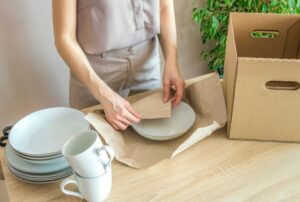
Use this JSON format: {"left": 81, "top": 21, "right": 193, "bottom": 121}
{"left": 100, "top": 88, "right": 142, "bottom": 131}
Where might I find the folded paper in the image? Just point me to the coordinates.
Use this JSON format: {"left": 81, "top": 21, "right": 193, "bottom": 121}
{"left": 131, "top": 90, "right": 171, "bottom": 119}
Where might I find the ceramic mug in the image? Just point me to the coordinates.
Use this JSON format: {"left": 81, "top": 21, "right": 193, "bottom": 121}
{"left": 60, "top": 166, "right": 112, "bottom": 202}
{"left": 62, "top": 130, "right": 114, "bottom": 177}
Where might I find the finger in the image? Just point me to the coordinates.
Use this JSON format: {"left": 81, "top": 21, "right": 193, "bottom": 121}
{"left": 171, "top": 97, "right": 177, "bottom": 109}
{"left": 105, "top": 116, "right": 118, "bottom": 129}
{"left": 171, "top": 96, "right": 176, "bottom": 107}
{"left": 111, "top": 123, "right": 119, "bottom": 130}
{"left": 163, "top": 79, "right": 171, "bottom": 102}
{"left": 123, "top": 110, "right": 141, "bottom": 124}
{"left": 173, "top": 82, "right": 184, "bottom": 108}
{"left": 107, "top": 118, "right": 119, "bottom": 130}
{"left": 113, "top": 120, "right": 128, "bottom": 131}
{"left": 173, "top": 89, "right": 183, "bottom": 107}
{"left": 117, "top": 115, "right": 132, "bottom": 126}
{"left": 126, "top": 105, "right": 142, "bottom": 120}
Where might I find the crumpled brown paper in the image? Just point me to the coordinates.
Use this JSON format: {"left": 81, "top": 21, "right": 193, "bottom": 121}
{"left": 85, "top": 73, "right": 227, "bottom": 168}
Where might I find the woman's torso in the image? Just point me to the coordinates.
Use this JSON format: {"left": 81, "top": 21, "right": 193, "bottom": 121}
{"left": 76, "top": 0, "right": 160, "bottom": 54}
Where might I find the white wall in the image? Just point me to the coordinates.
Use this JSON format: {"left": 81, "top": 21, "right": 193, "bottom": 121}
{"left": 0, "top": 0, "right": 208, "bottom": 130}
{"left": 0, "top": 0, "right": 69, "bottom": 129}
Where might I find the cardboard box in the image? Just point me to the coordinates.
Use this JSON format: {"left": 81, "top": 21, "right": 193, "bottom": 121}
{"left": 224, "top": 13, "right": 300, "bottom": 142}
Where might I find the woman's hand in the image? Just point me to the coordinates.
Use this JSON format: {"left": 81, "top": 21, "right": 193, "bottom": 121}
{"left": 163, "top": 63, "right": 185, "bottom": 108}
{"left": 100, "top": 88, "right": 142, "bottom": 131}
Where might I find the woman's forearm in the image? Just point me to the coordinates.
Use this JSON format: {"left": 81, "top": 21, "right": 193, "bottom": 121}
{"left": 55, "top": 38, "right": 109, "bottom": 101}
{"left": 52, "top": 0, "right": 109, "bottom": 101}
{"left": 158, "top": 0, "right": 178, "bottom": 68}
{"left": 158, "top": 0, "right": 185, "bottom": 107}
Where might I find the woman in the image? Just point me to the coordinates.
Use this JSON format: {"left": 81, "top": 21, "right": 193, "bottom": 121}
{"left": 52, "top": 0, "right": 185, "bottom": 131}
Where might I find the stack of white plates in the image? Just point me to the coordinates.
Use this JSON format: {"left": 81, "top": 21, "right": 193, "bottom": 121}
{"left": 5, "top": 107, "right": 90, "bottom": 184}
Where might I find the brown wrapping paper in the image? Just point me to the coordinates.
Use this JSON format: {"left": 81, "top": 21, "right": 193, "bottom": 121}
{"left": 85, "top": 73, "right": 227, "bottom": 168}
{"left": 131, "top": 91, "right": 171, "bottom": 119}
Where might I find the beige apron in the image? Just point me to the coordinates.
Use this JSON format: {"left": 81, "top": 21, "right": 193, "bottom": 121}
{"left": 69, "top": 37, "right": 161, "bottom": 109}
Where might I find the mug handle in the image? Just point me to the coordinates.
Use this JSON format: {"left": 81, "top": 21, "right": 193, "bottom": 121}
{"left": 60, "top": 176, "right": 83, "bottom": 199}
{"left": 0, "top": 125, "right": 13, "bottom": 147}
{"left": 97, "top": 145, "right": 115, "bottom": 169}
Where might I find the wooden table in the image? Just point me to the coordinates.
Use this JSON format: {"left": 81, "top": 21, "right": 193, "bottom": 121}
{"left": 1, "top": 128, "right": 300, "bottom": 201}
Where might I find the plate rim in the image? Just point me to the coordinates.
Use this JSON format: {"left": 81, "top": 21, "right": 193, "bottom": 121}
{"left": 8, "top": 107, "right": 89, "bottom": 156}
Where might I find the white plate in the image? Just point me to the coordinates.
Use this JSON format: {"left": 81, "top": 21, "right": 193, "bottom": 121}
{"left": 8, "top": 164, "right": 72, "bottom": 177}
{"left": 9, "top": 144, "right": 63, "bottom": 160}
{"left": 13, "top": 152, "right": 63, "bottom": 162}
{"left": 132, "top": 102, "right": 196, "bottom": 141}
{"left": 5, "top": 145, "right": 70, "bottom": 174}
{"left": 9, "top": 107, "right": 89, "bottom": 157}
{"left": 8, "top": 166, "right": 72, "bottom": 182}
{"left": 7, "top": 144, "right": 65, "bottom": 164}
{"left": 13, "top": 151, "right": 63, "bottom": 160}
{"left": 8, "top": 164, "right": 72, "bottom": 179}
{"left": 21, "top": 156, "right": 66, "bottom": 165}
{"left": 8, "top": 167, "right": 70, "bottom": 184}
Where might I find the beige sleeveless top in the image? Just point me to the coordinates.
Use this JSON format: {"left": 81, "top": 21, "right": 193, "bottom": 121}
{"left": 76, "top": 0, "right": 160, "bottom": 54}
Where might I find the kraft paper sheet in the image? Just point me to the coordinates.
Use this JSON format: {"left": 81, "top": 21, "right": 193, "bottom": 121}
{"left": 131, "top": 91, "right": 171, "bottom": 119}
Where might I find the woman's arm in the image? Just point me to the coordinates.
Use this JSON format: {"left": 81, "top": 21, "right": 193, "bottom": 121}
{"left": 52, "top": 0, "right": 105, "bottom": 101}
{"left": 52, "top": 0, "right": 141, "bottom": 130}
{"left": 158, "top": 0, "right": 185, "bottom": 107}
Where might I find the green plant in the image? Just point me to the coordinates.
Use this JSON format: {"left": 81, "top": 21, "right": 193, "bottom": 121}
{"left": 192, "top": 0, "right": 300, "bottom": 73}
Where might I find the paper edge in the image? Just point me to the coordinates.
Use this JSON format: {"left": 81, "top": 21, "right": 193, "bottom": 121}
{"left": 171, "top": 121, "right": 222, "bottom": 158}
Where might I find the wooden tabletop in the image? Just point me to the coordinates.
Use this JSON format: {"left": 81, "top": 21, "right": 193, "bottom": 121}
{"left": 1, "top": 128, "right": 300, "bottom": 201}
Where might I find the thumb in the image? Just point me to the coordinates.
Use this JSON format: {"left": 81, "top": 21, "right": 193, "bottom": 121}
{"left": 163, "top": 79, "right": 171, "bottom": 102}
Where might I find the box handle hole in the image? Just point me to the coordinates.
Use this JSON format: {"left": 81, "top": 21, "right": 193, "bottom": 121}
{"left": 265, "top": 81, "right": 300, "bottom": 90}
{"left": 251, "top": 30, "right": 280, "bottom": 39}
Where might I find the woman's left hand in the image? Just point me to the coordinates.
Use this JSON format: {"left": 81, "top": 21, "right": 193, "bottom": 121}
{"left": 162, "top": 62, "right": 185, "bottom": 108}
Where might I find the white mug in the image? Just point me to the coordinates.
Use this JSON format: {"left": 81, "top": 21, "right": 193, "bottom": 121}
{"left": 62, "top": 130, "right": 114, "bottom": 177}
{"left": 60, "top": 166, "right": 112, "bottom": 202}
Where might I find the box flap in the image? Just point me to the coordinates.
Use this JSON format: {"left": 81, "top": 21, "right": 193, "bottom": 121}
{"left": 230, "top": 13, "right": 300, "bottom": 59}
{"left": 284, "top": 19, "right": 300, "bottom": 58}
{"left": 224, "top": 13, "right": 238, "bottom": 135}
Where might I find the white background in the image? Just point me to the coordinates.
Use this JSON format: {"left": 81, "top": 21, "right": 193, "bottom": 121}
{"left": 0, "top": 0, "right": 209, "bottom": 129}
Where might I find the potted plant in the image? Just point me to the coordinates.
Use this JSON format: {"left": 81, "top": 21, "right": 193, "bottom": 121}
{"left": 192, "top": 0, "right": 300, "bottom": 78}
